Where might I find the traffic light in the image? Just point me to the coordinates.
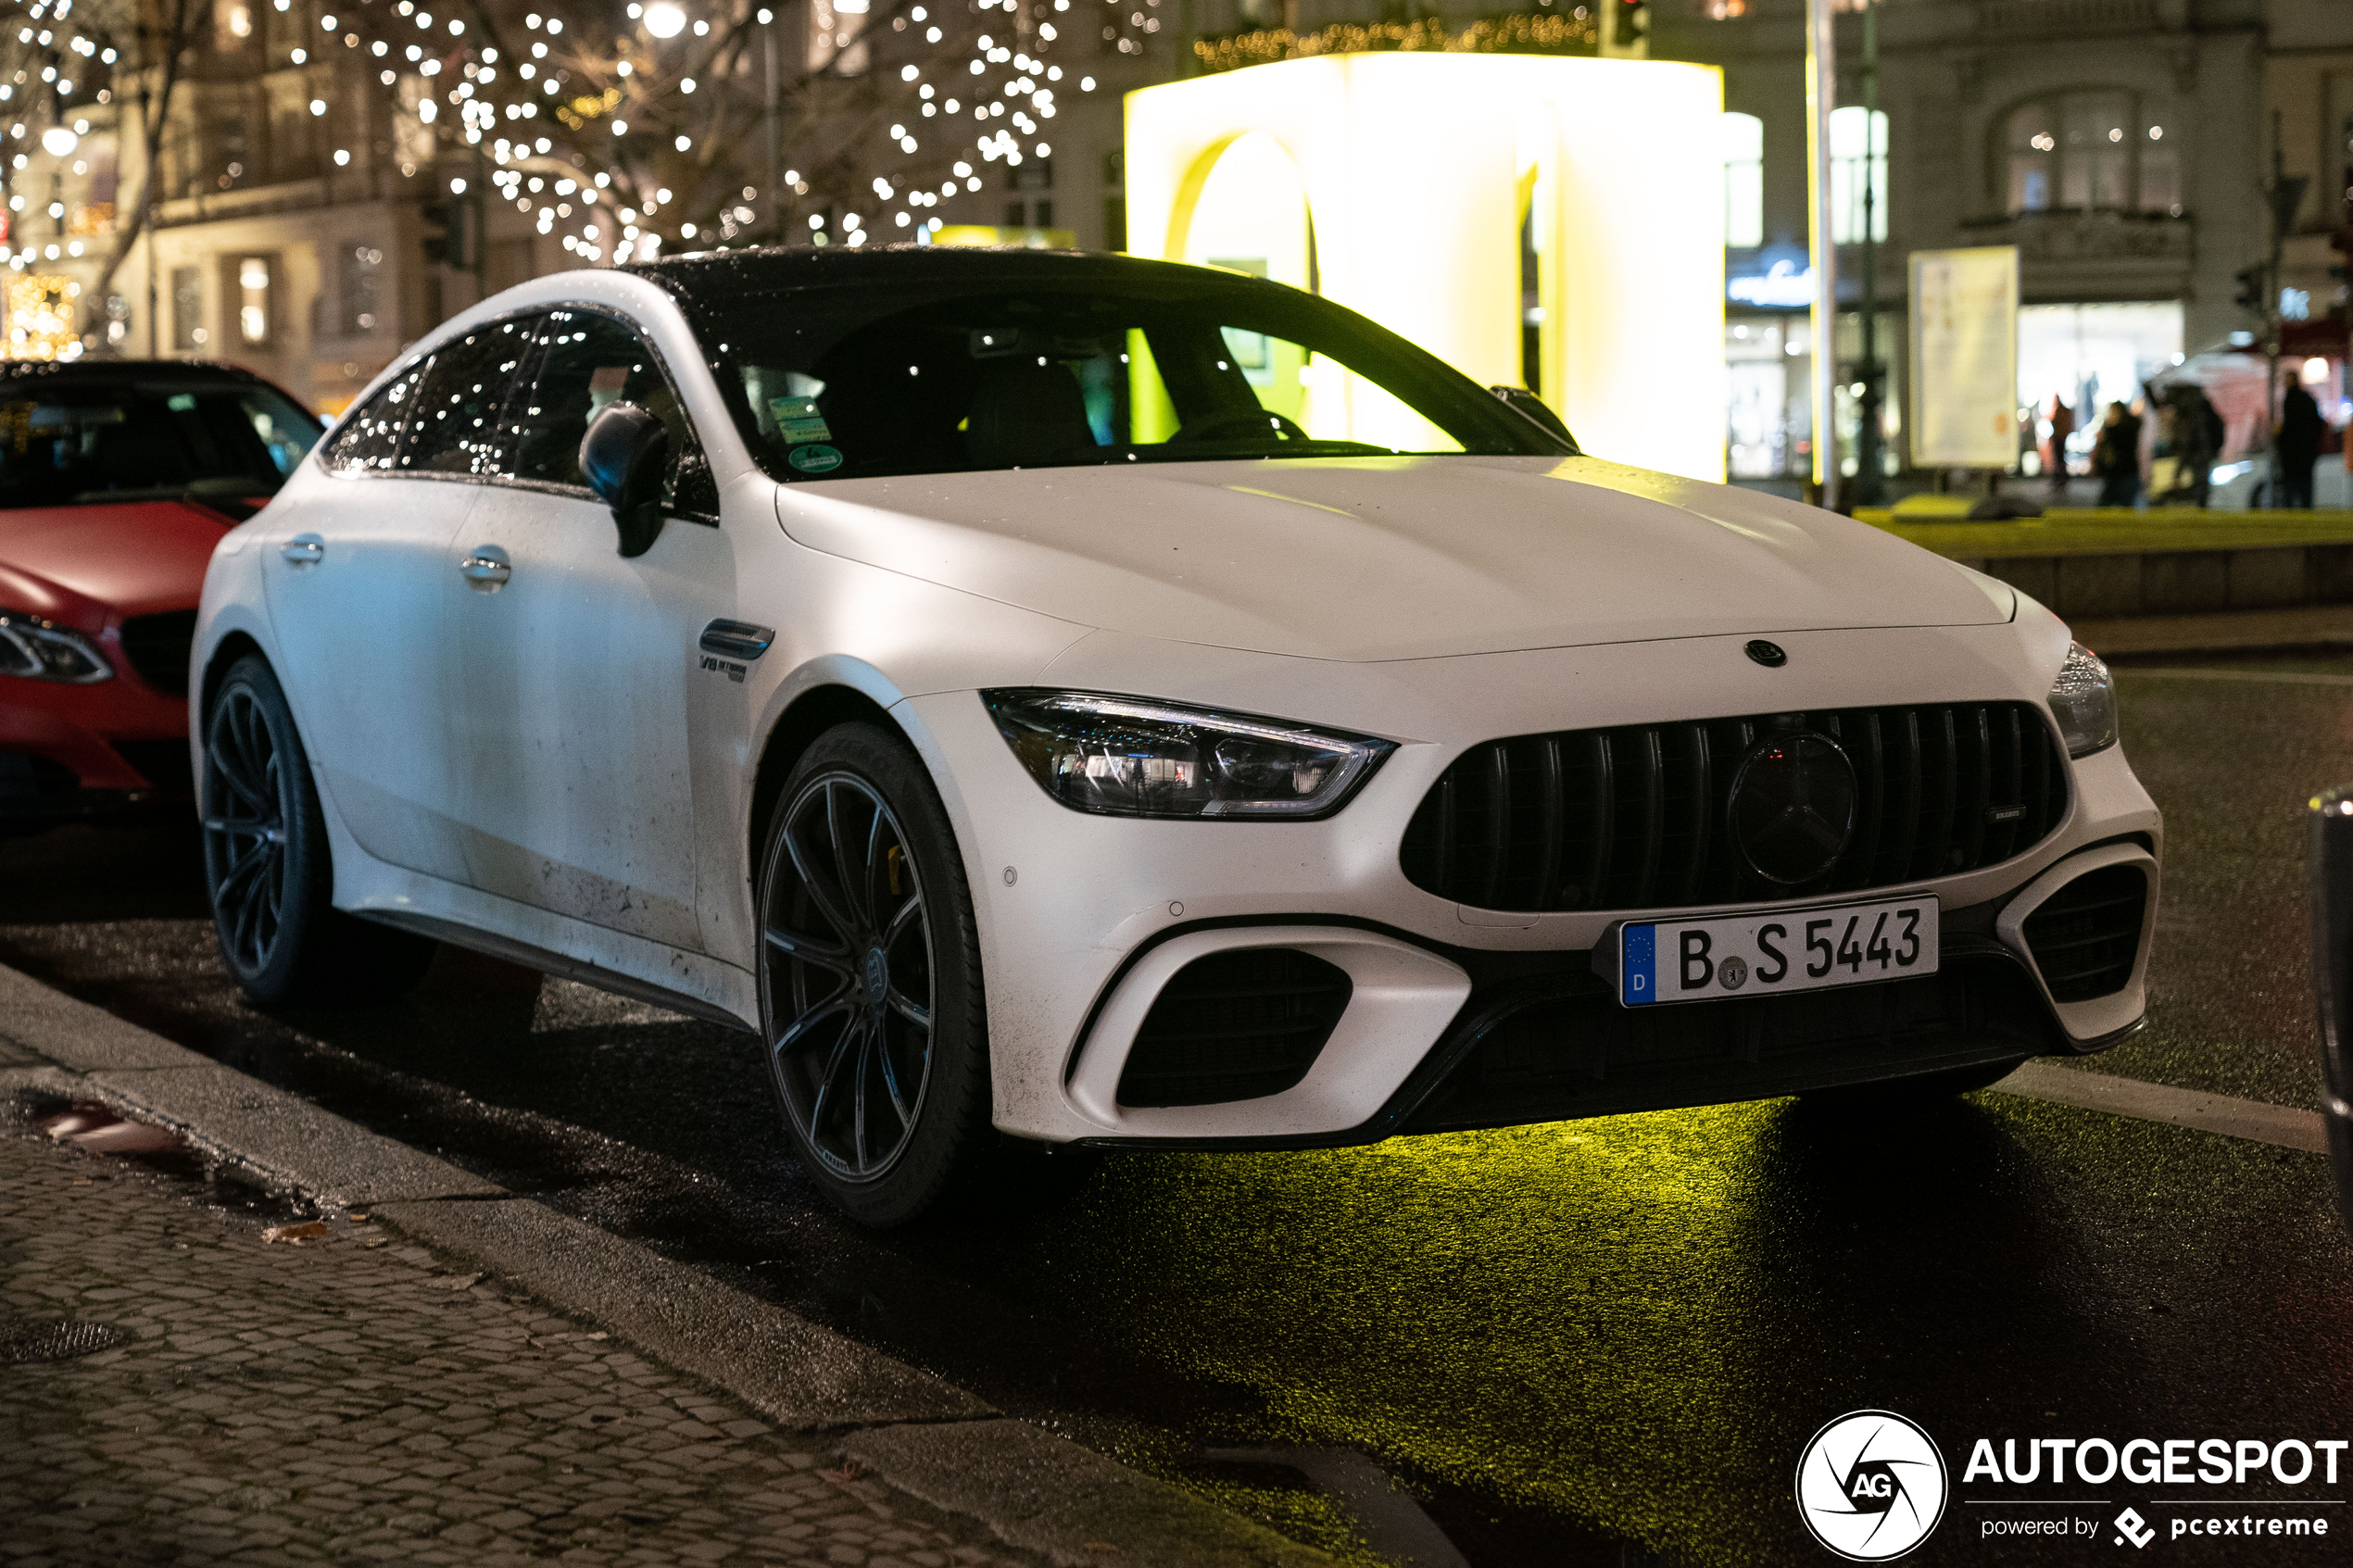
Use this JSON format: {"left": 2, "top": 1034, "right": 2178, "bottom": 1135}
{"left": 2233, "top": 265, "right": 2263, "bottom": 314}
{"left": 421, "top": 196, "right": 471, "bottom": 269}
{"left": 1613, "top": 0, "right": 1648, "bottom": 49}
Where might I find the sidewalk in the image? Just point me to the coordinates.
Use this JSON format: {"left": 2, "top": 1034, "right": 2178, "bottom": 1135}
{"left": 0, "top": 965, "right": 1333, "bottom": 1568}
{"left": 0, "top": 1119, "right": 1034, "bottom": 1568}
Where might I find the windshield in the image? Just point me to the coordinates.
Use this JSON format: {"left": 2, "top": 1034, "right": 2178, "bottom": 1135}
{"left": 655, "top": 261, "right": 1570, "bottom": 483}
{"left": 0, "top": 378, "right": 321, "bottom": 508}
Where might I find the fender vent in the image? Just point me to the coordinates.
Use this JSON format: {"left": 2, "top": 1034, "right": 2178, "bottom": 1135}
{"left": 1117, "top": 948, "right": 1352, "bottom": 1108}
{"left": 2022, "top": 863, "right": 2148, "bottom": 1002}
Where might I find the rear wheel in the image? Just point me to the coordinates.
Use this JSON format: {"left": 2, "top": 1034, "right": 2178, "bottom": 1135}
{"left": 201, "top": 656, "right": 436, "bottom": 1004}
{"left": 756, "top": 723, "right": 1000, "bottom": 1227}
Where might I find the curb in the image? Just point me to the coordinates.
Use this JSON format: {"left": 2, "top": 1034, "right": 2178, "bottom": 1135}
{"left": 0, "top": 962, "right": 1332, "bottom": 1568}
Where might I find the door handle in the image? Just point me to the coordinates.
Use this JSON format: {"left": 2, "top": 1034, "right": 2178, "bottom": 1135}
{"left": 281, "top": 533, "right": 324, "bottom": 566}
{"left": 459, "top": 545, "right": 511, "bottom": 592}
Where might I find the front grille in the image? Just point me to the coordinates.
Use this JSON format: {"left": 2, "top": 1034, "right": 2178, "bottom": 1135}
{"left": 117, "top": 608, "right": 196, "bottom": 696}
{"left": 1117, "top": 948, "right": 1353, "bottom": 1108}
{"left": 1403, "top": 953, "right": 2059, "bottom": 1134}
{"left": 1400, "top": 701, "right": 2069, "bottom": 913}
{"left": 2022, "top": 864, "right": 2147, "bottom": 1002}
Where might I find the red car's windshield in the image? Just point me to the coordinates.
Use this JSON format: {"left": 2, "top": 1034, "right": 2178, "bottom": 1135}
{"left": 0, "top": 378, "right": 321, "bottom": 509}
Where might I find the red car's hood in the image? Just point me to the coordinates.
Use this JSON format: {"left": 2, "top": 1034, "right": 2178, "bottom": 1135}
{"left": 0, "top": 497, "right": 236, "bottom": 624}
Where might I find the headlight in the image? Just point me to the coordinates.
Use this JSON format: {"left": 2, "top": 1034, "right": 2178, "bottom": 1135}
{"left": 984, "top": 689, "right": 1394, "bottom": 820}
{"left": 2046, "top": 640, "right": 2116, "bottom": 758}
{"left": 0, "top": 608, "right": 110, "bottom": 684}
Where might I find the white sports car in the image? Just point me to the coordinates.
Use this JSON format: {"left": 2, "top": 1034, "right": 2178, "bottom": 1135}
{"left": 193, "top": 249, "right": 2159, "bottom": 1223}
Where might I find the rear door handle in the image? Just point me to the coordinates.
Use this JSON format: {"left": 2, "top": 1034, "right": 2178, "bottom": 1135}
{"left": 281, "top": 533, "right": 324, "bottom": 566}
{"left": 459, "top": 545, "right": 512, "bottom": 591}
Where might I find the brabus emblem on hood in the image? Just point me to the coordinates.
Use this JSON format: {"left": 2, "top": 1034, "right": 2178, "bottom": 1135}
{"left": 1746, "top": 639, "right": 1788, "bottom": 668}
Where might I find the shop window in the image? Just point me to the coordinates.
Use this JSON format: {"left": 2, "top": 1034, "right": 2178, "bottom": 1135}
{"left": 2004, "top": 92, "right": 2171, "bottom": 215}
{"left": 1720, "top": 111, "right": 1763, "bottom": 248}
{"left": 1829, "top": 107, "right": 1886, "bottom": 244}
{"left": 170, "top": 264, "right": 205, "bottom": 350}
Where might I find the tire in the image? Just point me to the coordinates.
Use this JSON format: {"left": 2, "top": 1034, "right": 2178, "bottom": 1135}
{"left": 1799, "top": 1056, "right": 2029, "bottom": 1106}
{"left": 200, "top": 655, "right": 437, "bottom": 1005}
{"left": 754, "top": 722, "right": 1003, "bottom": 1227}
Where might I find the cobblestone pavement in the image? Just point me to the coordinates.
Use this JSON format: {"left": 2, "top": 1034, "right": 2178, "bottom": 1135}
{"left": 0, "top": 1123, "right": 1051, "bottom": 1568}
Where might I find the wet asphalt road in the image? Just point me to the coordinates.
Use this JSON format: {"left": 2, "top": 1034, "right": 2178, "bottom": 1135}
{"left": 4, "top": 658, "right": 2351, "bottom": 1567}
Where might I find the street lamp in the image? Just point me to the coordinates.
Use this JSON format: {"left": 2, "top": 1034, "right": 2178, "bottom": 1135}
{"left": 644, "top": 3, "right": 686, "bottom": 38}
{"left": 38, "top": 125, "right": 76, "bottom": 157}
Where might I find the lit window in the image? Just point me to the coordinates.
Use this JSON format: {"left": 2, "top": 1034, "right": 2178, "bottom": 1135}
{"left": 237, "top": 257, "right": 271, "bottom": 345}
{"left": 1828, "top": 106, "right": 1886, "bottom": 244}
{"left": 1720, "top": 111, "right": 1763, "bottom": 248}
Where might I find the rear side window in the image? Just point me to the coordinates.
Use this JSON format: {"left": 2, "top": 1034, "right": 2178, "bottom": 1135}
{"left": 0, "top": 379, "right": 322, "bottom": 508}
{"left": 323, "top": 362, "right": 427, "bottom": 472}
{"left": 396, "top": 320, "right": 533, "bottom": 477}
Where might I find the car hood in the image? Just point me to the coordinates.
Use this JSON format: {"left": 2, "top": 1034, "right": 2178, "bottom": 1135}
{"left": 0, "top": 496, "right": 236, "bottom": 621}
{"left": 774, "top": 455, "right": 2013, "bottom": 663}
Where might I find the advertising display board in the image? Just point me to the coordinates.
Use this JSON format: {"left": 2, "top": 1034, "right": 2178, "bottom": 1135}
{"left": 1908, "top": 245, "right": 2020, "bottom": 470}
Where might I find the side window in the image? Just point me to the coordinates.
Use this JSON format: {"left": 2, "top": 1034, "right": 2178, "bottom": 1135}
{"left": 507, "top": 309, "right": 716, "bottom": 516}
{"left": 321, "top": 361, "right": 427, "bottom": 471}
{"left": 396, "top": 320, "right": 533, "bottom": 477}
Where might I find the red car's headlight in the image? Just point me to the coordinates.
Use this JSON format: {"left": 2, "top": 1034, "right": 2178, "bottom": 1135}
{"left": 0, "top": 608, "right": 112, "bottom": 684}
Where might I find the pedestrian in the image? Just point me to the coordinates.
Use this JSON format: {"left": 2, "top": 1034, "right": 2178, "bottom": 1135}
{"left": 2045, "top": 395, "right": 2074, "bottom": 493}
{"left": 2278, "top": 380, "right": 2326, "bottom": 510}
{"left": 2093, "top": 400, "right": 2141, "bottom": 508}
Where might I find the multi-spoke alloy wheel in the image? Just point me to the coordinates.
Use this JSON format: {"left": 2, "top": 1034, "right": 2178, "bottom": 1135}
{"left": 762, "top": 772, "right": 938, "bottom": 1182}
{"left": 199, "top": 656, "right": 436, "bottom": 1005}
{"left": 203, "top": 681, "right": 295, "bottom": 978}
{"left": 756, "top": 723, "right": 993, "bottom": 1225}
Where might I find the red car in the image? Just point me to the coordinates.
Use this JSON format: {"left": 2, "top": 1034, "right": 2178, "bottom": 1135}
{"left": 0, "top": 360, "right": 321, "bottom": 825}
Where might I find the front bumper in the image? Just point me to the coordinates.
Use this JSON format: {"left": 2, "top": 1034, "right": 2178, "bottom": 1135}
{"left": 1, "top": 654, "right": 192, "bottom": 824}
{"left": 902, "top": 621, "right": 2161, "bottom": 1147}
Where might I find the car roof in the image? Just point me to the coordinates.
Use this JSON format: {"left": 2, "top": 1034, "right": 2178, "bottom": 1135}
{"left": 625, "top": 244, "right": 1287, "bottom": 302}
{"left": 0, "top": 358, "right": 287, "bottom": 392}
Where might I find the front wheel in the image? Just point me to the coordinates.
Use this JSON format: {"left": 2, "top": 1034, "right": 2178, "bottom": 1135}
{"left": 756, "top": 723, "right": 999, "bottom": 1226}
{"left": 201, "top": 655, "right": 436, "bottom": 1004}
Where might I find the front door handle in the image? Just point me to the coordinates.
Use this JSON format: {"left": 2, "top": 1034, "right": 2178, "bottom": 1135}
{"left": 459, "top": 545, "right": 511, "bottom": 592}
{"left": 281, "top": 533, "right": 324, "bottom": 566}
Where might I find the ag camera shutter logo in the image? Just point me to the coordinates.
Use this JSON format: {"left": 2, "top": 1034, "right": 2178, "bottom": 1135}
{"left": 1795, "top": 1410, "right": 1949, "bottom": 1561}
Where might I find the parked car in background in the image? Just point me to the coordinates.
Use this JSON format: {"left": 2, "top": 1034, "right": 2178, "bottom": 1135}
{"left": 0, "top": 360, "right": 320, "bottom": 828}
{"left": 193, "top": 248, "right": 2162, "bottom": 1227}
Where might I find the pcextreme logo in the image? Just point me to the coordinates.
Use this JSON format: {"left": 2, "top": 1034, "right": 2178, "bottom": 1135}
{"left": 1796, "top": 1410, "right": 1951, "bottom": 1562}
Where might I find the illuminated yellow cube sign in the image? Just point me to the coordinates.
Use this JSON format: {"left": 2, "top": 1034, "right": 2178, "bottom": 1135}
{"left": 1125, "top": 54, "right": 1726, "bottom": 480}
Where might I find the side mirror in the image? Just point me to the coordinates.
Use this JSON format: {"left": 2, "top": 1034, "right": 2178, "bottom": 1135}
{"left": 2309, "top": 787, "right": 2353, "bottom": 1237}
{"left": 579, "top": 401, "right": 670, "bottom": 558}
{"left": 1489, "top": 384, "right": 1577, "bottom": 449}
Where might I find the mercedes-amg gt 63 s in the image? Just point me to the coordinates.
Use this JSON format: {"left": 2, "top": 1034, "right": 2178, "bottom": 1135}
{"left": 1, "top": 359, "right": 319, "bottom": 828}
{"left": 192, "top": 249, "right": 2158, "bottom": 1223}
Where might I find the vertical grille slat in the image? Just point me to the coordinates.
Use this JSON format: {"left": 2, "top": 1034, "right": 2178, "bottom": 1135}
{"left": 1479, "top": 745, "right": 1512, "bottom": 909}
{"left": 1534, "top": 737, "right": 1565, "bottom": 913}
{"left": 1629, "top": 729, "right": 1665, "bottom": 909}
{"left": 1584, "top": 732, "right": 1616, "bottom": 911}
{"left": 1406, "top": 700, "right": 2068, "bottom": 913}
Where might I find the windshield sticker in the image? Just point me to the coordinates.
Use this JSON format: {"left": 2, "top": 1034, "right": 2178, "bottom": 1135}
{"left": 786, "top": 444, "right": 844, "bottom": 475}
{"left": 768, "top": 395, "right": 832, "bottom": 445}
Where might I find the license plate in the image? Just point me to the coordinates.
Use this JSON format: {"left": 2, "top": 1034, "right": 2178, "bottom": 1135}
{"left": 1603, "top": 894, "right": 1939, "bottom": 1007}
